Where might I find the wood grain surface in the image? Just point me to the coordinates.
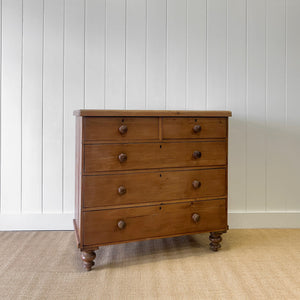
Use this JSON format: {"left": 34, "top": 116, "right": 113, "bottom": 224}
{"left": 83, "top": 199, "right": 227, "bottom": 245}
{"left": 84, "top": 141, "right": 227, "bottom": 172}
{"left": 74, "top": 116, "right": 83, "bottom": 246}
{"left": 162, "top": 117, "right": 227, "bottom": 139}
{"left": 83, "top": 168, "right": 226, "bottom": 208}
{"left": 74, "top": 111, "right": 230, "bottom": 270}
{"left": 84, "top": 117, "right": 159, "bottom": 141}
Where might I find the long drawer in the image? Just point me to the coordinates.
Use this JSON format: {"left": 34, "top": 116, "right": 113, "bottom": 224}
{"left": 84, "top": 141, "right": 227, "bottom": 172}
{"left": 83, "top": 168, "right": 226, "bottom": 208}
{"left": 83, "top": 199, "right": 227, "bottom": 246}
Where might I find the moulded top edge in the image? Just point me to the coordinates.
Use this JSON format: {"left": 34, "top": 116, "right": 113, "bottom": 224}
{"left": 73, "top": 109, "right": 232, "bottom": 117}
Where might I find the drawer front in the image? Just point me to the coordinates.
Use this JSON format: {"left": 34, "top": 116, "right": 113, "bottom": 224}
{"left": 83, "top": 168, "right": 226, "bottom": 208}
{"left": 83, "top": 199, "right": 227, "bottom": 245}
{"left": 162, "top": 117, "right": 227, "bottom": 139}
{"left": 84, "top": 141, "right": 227, "bottom": 172}
{"left": 84, "top": 117, "right": 159, "bottom": 141}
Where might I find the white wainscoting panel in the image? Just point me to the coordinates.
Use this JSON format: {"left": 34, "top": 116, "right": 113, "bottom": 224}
{"left": 146, "top": 0, "right": 166, "bottom": 109}
{"left": 286, "top": 0, "right": 300, "bottom": 211}
{"left": 105, "top": 0, "right": 126, "bottom": 109}
{"left": 227, "top": 0, "right": 247, "bottom": 212}
{"left": 1, "top": 0, "right": 300, "bottom": 229}
{"left": 85, "top": 0, "right": 106, "bottom": 109}
{"left": 43, "top": 0, "right": 64, "bottom": 213}
{"left": 246, "top": 0, "right": 267, "bottom": 212}
{"left": 22, "top": 0, "right": 43, "bottom": 214}
{"left": 1, "top": 0, "right": 22, "bottom": 214}
{"left": 207, "top": 0, "right": 227, "bottom": 110}
{"left": 126, "top": 0, "right": 146, "bottom": 109}
{"left": 186, "top": 0, "right": 206, "bottom": 110}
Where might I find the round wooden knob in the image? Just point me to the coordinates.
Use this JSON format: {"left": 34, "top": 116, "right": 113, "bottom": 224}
{"left": 119, "top": 124, "right": 128, "bottom": 135}
{"left": 118, "top": 186, "right": 126, "bottom": 195}
{"left": 192, "top": 151, "right": 202, "bottom": 159}
{"left": 117, "top": 220, "right": 126, "bottom": 229}
{"left": 192, "top": 180, "right": 201, "bottom": 189}
{"left": 193, "top": 125, "right": 201, "bottom": 133}
{"left": 118, "top": 153, "right": 127, "bottom": 162}
{"left": 192, "top": 213, "right": 200, "bottom": 223}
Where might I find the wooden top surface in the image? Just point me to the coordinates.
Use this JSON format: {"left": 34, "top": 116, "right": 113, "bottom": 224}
{"left": 73, "top": 109, "right": 232, "bottom": 117}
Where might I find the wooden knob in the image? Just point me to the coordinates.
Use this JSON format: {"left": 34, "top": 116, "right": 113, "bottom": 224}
{"left": 117, "top": 220, "right": 126, "bottom": 229}
{"left": 192, "top": 151, "right": 202, "bottom": 159}
{"left": 118, "top": 153, "right": 127, "bottom": 162}
{"left": 193, "top": 125, "right": 201, "bottom": 133}
{"left": 119, "top": 124, "right": 128, "bottom": 135}
{"left": 192, "top": 213, "right": 200, "bottom": 223}
{"left": 192, "top": 180, "right": 201, "bottom": 189}
{"left": 118, "top": 186, "right": 126, "bottom": 195}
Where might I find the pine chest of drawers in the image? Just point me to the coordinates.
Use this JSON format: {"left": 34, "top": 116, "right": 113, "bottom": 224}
{"left": 73, "top": 110, "right": 232, "bottom": 271}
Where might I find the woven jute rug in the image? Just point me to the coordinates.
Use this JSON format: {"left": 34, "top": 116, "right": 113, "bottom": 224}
{"left": 0, "top": 229, "right": 299, "bottom": 299}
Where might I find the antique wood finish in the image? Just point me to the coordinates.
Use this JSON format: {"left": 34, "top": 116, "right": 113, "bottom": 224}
{"left": 83, "top": 168, "right": 227, "bottom": 208}
{"left": 74, "top": 110, "right": 231, "bottom": 270}
{"left": 74, "top": 117, "right": 83, "bottom": 247}
{"left": 209, "top": 231, "right": 224, "bottom": 251}
{"left": 84, "top": 141, "right": 227, "bottom": 172}
{"left": 83, "top": 199, "right": 226, "bottom": 246}
{"left": 162, "top": 117, "right": 227, "bottom": 139}
{"left": 81, "top": 249, "right": 97, "bottom": 271}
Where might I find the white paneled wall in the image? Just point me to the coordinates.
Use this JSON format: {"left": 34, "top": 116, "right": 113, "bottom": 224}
{"left": 1, "top": 0, "right": 300, "bottom": 230}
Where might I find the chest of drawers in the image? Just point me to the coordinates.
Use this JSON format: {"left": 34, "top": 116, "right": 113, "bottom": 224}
{"left": 73, "top": 110, "right": 232, "bottom": 271}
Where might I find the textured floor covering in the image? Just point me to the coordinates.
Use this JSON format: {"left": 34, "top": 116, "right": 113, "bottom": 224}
{"left": 0, "top": 229, "right": 299, "bottom": 299}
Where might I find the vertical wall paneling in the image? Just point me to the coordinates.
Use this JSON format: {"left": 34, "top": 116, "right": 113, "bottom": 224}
{"left": 21, "top": 0, "right": 43, "bottom": 213}
{"left": 1, "top": 0, "right": 300, "bottom": 229}
{"left": 126, "top": 0, "right": 146, "bottom": 109}
{"left": 227, "top": 0, "right": 247, "bottom": 211}
{"left": 64, "top": 0, "right": 85, "bottom": 213}
{"left": 246, "top": 0, "right": 267, "bottom": 211}
{"left": 266, "top": 0, "right": 286, "bottom": 211}
{"left": 105, "top": 0, "right": 126, "bottom": 109}
{"left": 166, "top": 0, "right": 187, "bottom": 109}
{"left": 43, "top": 0, "right": 64, "bottom": 213}
{"left": 207, "top": 0, "right": 227, "bottom": 109}
{"left": 286, "top": 0, "right": 300, "bottom": 211}
{"left": 186, "top": 0, "right": 206, "bottom": 110}
{"left": 85, "top": 0, "right": 105, "bottom": 109}
{"left": 1, "top": 0, "right": 22, "bottom": 213}
{"left": 146, "top": 0, "right": 166, "bottom": 109}
{"left": 0, "top": 0, "right": 2, "bottom": 213}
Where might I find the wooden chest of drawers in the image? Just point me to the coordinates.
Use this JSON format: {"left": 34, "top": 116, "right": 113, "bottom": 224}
{"left": 73, "top": 110, "right": 231, "bottom": 271}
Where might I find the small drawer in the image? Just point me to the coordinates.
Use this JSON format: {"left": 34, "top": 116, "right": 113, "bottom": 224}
{"left": 84, "top": 117, "right": 159, "bottom": 141}
{"left": 162, "top": 117, "right": 227, "bottom": 139}
{"left": 83, "top": 199, "right": 227, "bottom": 245}
{"left": 83, "top": 168, "right": 226, "bottom": 208}
{"left": 84, "top": 141, "right": 227, "bottom": 172}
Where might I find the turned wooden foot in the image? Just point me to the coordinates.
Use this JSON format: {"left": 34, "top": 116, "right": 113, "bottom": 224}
{"left": 81, "top": 250, "right": 97, "bottom": 271}
{"left": 209, "top": 231, "right": 223, "bottom": 251}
